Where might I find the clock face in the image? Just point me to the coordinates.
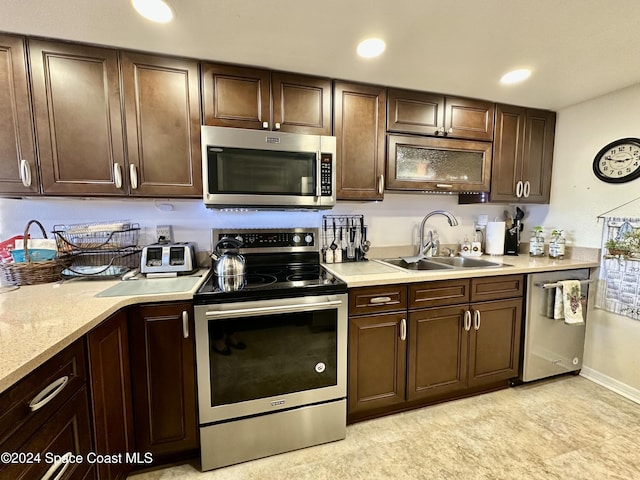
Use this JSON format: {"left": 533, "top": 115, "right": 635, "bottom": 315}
{"left": 593, "top": 138, "right": 640, "bottom": 183}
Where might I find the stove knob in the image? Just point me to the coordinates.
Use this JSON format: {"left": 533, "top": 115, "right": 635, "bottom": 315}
{"left": 235, "top": 235, "right": 243, "bottom": 244}
{"left": 292, "top": 234, "right": 301, "bottom": 244}
{"left": 305, "top": 234, "right": 313, "bottom": 244}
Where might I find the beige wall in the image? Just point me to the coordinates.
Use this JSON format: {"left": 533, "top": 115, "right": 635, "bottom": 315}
{"left": 545, "top": 83, "right": 640, "bottom": 398}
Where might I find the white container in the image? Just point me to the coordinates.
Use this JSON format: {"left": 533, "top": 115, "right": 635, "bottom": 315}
{"left": 485, "top": 221, "right": 506, "bottom": 255}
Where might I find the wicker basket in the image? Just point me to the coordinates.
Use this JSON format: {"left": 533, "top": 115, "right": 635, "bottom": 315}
{"left": 0, "top": 220, "right": 72, "bottom": 286}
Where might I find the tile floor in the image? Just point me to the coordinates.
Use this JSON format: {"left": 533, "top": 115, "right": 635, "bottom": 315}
{"left": 128, "top": 376, "right": 640, "bottom": 479}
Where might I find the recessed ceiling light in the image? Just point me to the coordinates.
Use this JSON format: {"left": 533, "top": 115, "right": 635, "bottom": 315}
{"left": 500, "top": 69, "right": 532, "bottom": 85}
{"left": 357, "top": 38, "right": 386, "bottom": 58}
{"left": 132, "top": 0, "right": 174, "bottom": 23}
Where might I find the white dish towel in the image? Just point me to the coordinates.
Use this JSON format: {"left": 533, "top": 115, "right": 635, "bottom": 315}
{"left": 553, "top": 280, "right": 585, "bottom": 325}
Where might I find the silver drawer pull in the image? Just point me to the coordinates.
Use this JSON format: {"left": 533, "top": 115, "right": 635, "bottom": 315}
{"left": 29, "top": 375, "right": 70, "bottom": 412}
{"left": 369, "top": 296, "right": 392, "bottom": 304}
{"left": 436, "top": 183, "right": 453, "bottom": 188}
{"left": 40, "top": 451, "right": 72, "bottom": 480}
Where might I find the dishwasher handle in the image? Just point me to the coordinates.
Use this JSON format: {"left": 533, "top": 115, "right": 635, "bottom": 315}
{"left": 536, "top": 279, "right": 593, "bottom": 289}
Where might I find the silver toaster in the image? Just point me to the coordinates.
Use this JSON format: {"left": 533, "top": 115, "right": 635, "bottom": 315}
{"left": 140, "top": 242, "right": 197, "bottom": 275}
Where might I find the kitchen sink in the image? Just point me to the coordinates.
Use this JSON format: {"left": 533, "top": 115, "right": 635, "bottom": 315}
{"left": 427, "top": 256, "right": 506, "bottom": 268}
{"left": 381, "top": 258, "right": 454, "bottom": 271}
{"left": 380, "top": 256, "right": 509, "bottom": 271}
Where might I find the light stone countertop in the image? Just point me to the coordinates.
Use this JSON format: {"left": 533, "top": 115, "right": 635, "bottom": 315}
{"left": 0, "top": 270, "right": 208, "bottom": 395}
{"left": 323, "top": 254, "right": 600, "bottom": 288}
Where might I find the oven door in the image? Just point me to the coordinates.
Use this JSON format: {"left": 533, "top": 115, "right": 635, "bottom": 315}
{"left": 195, "top": 294, "right": 347, "bottom": 424}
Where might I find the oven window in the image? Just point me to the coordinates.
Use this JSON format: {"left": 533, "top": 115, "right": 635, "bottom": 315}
{"left": 208, "top": 309, "right": 337, "bottom": 406}
{"left": 207, "top": 147, "right": 317, "bottom": 196}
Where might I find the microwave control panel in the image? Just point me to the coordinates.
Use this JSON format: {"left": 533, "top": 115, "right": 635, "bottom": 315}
{"left": 320, "top": 154, "right": 333, "bottom": 196}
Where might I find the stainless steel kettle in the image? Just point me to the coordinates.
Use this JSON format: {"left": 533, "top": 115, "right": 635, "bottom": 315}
{"left": 211, "top": 238, "right": 245, "bottom": 289}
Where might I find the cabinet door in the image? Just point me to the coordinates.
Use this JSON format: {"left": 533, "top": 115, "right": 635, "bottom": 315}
{"left": 387, "top": 88, "right": 444, "bottom": 136}
{"left": 0, "top": 34, "right": 39, "bottom": 195}
{"left": 334, "top": 82, "right": 386, "bottom": 200}
{"left": 29, "top": 40, "right": 126, "bottom": 195}
{"left": 490, "top": 104, "right": 526, "bottom": 202}
{"left": 87, "top": 310, "right": 134, "bottom": 480}
{"left": 521, "top": 108, "right": 555, "bottom": 203}
{"left": 129, "top": 302, "right": 198, "bottom": 462}
{"left": 445, "top": 96, "right": 494, "bottom": 141}
{"left": 407, "top": 306, "right": 469, "bottom": 401}
{"left": 201, "top": 63, "right": 270, "bottom": 130}
{"left": 271, "top": 72, "right": 332, "bottom": 135}
{"left": 348, "top": 312, "right": 406, "bottom": 416}
{"left": 121, "top": 52, "right": 202, "bottom": 197}
{"left": 468, "top": 298, "right": 522, "bottom": 388}
{"left": 386, "top": 134, "right": 492, "bottom": 192}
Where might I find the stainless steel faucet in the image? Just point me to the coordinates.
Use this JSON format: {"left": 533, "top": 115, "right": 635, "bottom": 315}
{"left": 419, "top": 210, "right": 459, "bottom": 256}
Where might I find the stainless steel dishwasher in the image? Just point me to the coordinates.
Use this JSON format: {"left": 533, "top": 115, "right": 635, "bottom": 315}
{"left": 520, "top": 269, "right": 591, "bottom": 382}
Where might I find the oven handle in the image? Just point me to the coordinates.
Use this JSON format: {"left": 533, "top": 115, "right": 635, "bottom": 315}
{"left": 204, "top": 300, "right": 343, "bottom": 318}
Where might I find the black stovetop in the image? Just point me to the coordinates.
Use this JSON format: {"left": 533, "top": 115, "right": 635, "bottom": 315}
{"left": 194, "top": 252, "right": 346, "bottom": 305}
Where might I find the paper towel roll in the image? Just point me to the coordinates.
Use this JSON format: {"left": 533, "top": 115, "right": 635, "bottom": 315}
{"left": 485, "top": 221, "right": 506, "bottom": 255}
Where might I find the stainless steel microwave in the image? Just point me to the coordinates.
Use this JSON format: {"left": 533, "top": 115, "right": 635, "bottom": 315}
{"left": 201, "top": 126, "right": 337, "bottom": 210}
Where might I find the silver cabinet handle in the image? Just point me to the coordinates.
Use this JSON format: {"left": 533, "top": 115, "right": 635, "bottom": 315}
{"left": 400, "top": 318, "right": 407, "bottom": 341}
{"left": 274, "top": 122, "right": 281, "bottom": 130}
{"left": 114, "top": 163, "right": 123, "bottom": 189}
{"left": 523, "top": 180, "right": 531, "bottom": 198}
{"left": 182, "top": 310, "right": 189, "bottom": 338}
{"left": 474, "top": 310, "right": 481, "bottom": 330}
{"left": 464, "top": 310, "right": 472, "bottom": 331}
{"left": 40, "top": 452, "right": 72, "bottom": 480}
{"left": 448, "top": 127, "right": 453, "bottom": 134}
{"left": 370, "top": 296, "right": 392, "bottom": 304}
{"left": 515, "top": 180, "right": 523, "bottom": 198}
{"left": 436, "top": 183, "right": 453, "bottom": 189}
{"left": 130, "top": 164, "right": 138, "bottom": 190}
{"left": 262, "top": 121, "right": 269, "bottom": 129}
{"left": 378, "top": 174, "right": 384, "bottom": 195}
{"left": 29, "top": 375, "right": 69, "bottom": 412}
{"left": 19, "top": 159, "right": 32, "bottom": 187}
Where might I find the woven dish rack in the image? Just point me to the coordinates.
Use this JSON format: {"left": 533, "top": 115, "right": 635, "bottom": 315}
{"left": 0, "top": 220, "right": 72, "bottom": 286}
{"left": 52, "top": 221, "right": 142, "bottom": 279}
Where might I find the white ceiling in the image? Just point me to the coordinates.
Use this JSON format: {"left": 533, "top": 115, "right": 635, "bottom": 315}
{"left": 2, "top": 0, "right": 640, "bottom": 111}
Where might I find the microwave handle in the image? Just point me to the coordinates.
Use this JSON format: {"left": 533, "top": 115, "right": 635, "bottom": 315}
{"left": 315, "top": 150, "right": 322, "bottom": 197}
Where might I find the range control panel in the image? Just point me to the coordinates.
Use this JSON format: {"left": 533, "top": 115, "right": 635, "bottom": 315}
{"left": 212, "top": 228, "right": 317, "bottom": 252}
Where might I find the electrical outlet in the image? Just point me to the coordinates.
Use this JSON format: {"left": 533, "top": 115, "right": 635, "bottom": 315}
{"left": 156, "top": 225, "right": 173, "bottom": 243}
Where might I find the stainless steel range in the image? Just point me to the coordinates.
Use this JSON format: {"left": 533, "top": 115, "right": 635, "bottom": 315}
{"left": 194, "top": 228, "right": 348, "bottom": 471}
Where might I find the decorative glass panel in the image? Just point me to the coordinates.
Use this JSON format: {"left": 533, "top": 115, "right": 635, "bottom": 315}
{"left": 395, "top": 145, "right": 484, "bottom": 182}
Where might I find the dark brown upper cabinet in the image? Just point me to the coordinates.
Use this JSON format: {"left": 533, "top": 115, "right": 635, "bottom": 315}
{"left": 490, "top": 104, "right": 556, "bottom": 203}
{"left": 201, "top": 64, "right": 331, "bottom": 134}
{"left": 29, "top": 40, "right": 127, "bottom": 195}
{"left": 333, "top": 81, "right": 386, "bottom": 200}
{"left": 387, "top": 88, "right": 495, "bottom": 141}
{"left": 0, "top": 34, "right": 39, "bottom": 195}
{"left": 121, "top": 51, "right": 202, "bottom": 197}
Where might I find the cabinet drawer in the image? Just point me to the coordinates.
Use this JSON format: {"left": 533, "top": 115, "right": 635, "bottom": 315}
{"left": 0, "top": 386, "right": 94, "bottom": 480}
{"left": 349, "top": 285, "right": 407, "bottom": 315}
{"left": 409, "top": 279, "right": 470, "bottom": 308}
{"left": 471, "top": 274, "right": 524, "bottom": 302}
{"left": 0, "top": 340, "right": 86, "bottom": 448}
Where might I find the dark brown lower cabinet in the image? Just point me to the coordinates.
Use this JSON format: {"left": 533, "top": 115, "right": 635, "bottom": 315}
{"left": 128, "top": 302, "right": 198, "bottom": 464}
{"left": 348, "top": 312, "right": 407, "bottom": 414}
{"left": 408, "top": 298, "right": 522, "bottom": 401}
{"left": 87, "top": 311, "right": 135, "bottom": 480}
{"left": 0, "top": 387, "right": 95, "bottom": 480}
{"left": 348, "top": 276, "right": 523, "bottom": 423}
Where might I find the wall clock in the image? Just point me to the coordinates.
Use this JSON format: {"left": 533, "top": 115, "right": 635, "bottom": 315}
{"left": 593, "top": 137, "right": 640, "bottom": 183}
